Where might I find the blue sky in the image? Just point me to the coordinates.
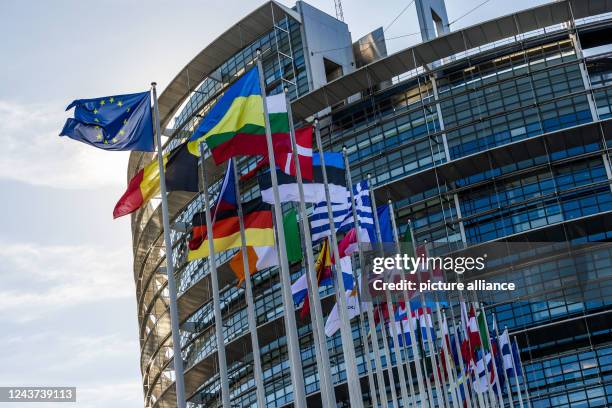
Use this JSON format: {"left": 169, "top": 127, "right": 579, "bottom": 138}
{"left": 0, "top": 0, "right": 544, "bottom": 406}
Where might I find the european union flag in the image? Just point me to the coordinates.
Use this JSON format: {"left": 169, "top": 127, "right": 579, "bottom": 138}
{"left": 60, "top": 91, "right": 154, "bottom": 151}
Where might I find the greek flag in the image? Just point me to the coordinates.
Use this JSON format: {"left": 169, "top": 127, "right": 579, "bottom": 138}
{"left": 310, "top": 180, "right": 375, "bottom": 242}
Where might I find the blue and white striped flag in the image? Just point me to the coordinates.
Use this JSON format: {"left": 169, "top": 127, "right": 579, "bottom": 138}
{"left": 310, "top": 180, "right": 375, "bottom": 242}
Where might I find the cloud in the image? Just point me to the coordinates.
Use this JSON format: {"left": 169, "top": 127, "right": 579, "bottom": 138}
{"left": 0, "top": 242, "right": 134, "bottom": 322}
{"left": 0, "top": 100, "right": 130, "bottom": 189}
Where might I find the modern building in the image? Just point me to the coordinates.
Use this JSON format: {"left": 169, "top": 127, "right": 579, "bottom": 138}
{"left": 127, "top": 0, "right": 612, "bottom": 406}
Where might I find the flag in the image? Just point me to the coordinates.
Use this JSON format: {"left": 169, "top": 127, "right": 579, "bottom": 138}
{"left": 189, "top": 159, "right": 238, "bottom": 244}
{"left": 229, "top": 206, "right": 303, "bottom": 284}
{"left": 477, "top": 310, "right": 490, "bottom": 352}
{"left": 60, "top": 91, "right": 154, "bottom": 151}
{"left": 259, "top": 152, "right": 347, "bottom": 204}
{"left": 310, "top": 180, "right": 375, "bottom": 242}
{"left": 188, "top": 197, "right": 275, "bottom": 260}
{"left": 325, "top": 286, "right": 360, "bottom": 337}
{"left": 241, "top": 124, "right": 314, "bottom": 181}
{"left": 472, "top": 352, "right": 495, "bottom": 394}
{"left": 393, "top": 305, "right": 436, "bottom": 346}
{"left": 498, "top": 329, "right": 514, "bottom": 376}
{"left": 229, "top": 246, "right": 278, "bottom": 286}
{"left": 113, "top": 141, "right": 199, "bottom": 218}
{"left": 377, "top": 205, "right": 394, "bottom": 243}
{"left": 188, "top": 68, "right": 291, "bottom": 163}
{"left": 292, "top": 239, "right": 332, "bottom": 306}
{"left": 511, "top": 339, "right": 523, "bottom": 377}
{"left": 283, "top": 208, "right": 303, "bottom": 264}
{"left": 292, "top": 240, "right": 354, "bottom": 319}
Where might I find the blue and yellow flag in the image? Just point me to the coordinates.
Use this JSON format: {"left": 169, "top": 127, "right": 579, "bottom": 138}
{"left": 60, "top": 91, "right": 154, "bottom": 151}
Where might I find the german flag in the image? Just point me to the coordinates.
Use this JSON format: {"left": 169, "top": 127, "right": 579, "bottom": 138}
{"left": 113, "top": 142, "right": 198, "bottom": 218}
{"left": 188, "top": 197, "right": 275, "bottom": 260}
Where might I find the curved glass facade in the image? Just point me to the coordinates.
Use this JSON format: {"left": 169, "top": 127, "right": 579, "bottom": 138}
{"left": 129, "top": 2, "right": 612, "bottom": 407}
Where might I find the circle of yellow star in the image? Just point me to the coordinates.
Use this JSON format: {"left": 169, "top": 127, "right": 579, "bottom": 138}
{"left": 109, "top": 97, "right": 115, "bottom": 103}
{"left": 119, "top": 129, "right": 125, "bottom": 136}
{"left": 93, "top": 109, "right": 98, "bottom": 114}
{"left": 112, "top": 137, "right": 118, "bottom": 143}
{"left": 96, "top": 134, "right": 103, "bottom": 141}
{"left": 100, "top": 100, "right": 106, "bottom": 106}
{"left": 94, "top": 118, "right": 99, "bottom": 122}
{"left": 123, "top": 119, "right": 128, "bottom": 125}
{"left": 117, "top": 101, "right": 123, "bottom": 107}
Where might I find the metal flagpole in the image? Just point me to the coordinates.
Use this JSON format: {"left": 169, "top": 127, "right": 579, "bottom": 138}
{"left": 365, "top": 174, "right": 393, "bottom": 408}
{"left": 256, "top": 50, "right": 307, "bottom": 408}
{"left": 469, "top": 296, "right": 496, "bottom": 408}
{"left": 507, "top": 333, "right": 524, "bottom": 408}
{"left": 493, "top": 316, "right": 514, "bottom": 408}
{"left": 283, "top": 88, "right": 336, "bottom": 408}
{"left": 150, "top": 83, "right": 187, "bottom": 408}
{"left": 472, "top": 301, "right": 495, "bottom": 408}
{"left": 313, "top": 119, "right": 364, "bottom": 408}
{"left": 341, "top": 148, "right": 382, "bottom": 407}
{"left": 391, "top": 213, "right": 431, "bottom": 408}
{"left": 405, "top": 223, "right": 435, "bottom": 406}
{"left": 406, "top": 222, "right": 447, "bottom": 408}
{"left": 513, "top": 336, "right": 530, "bottom": 408}
{"left": 197, "top": 142, "right": 231, "bottom": 407}
{"left": 448, "top": 307, "right": 474, "bottom": 408}
{"left": 386, "top": 202, "right": 425, "bottom": 408}
{"left": 375, "top": 225, "right": 411, "bottom": 406}
{"left": 364, "top": 184, "right": 410, "bottom": 408}
{"left": 232, "top": 160, "right": 266, "bottom": 408}
{"left": 436, "top": 304, "right": 461, "bottom": 408}
{"left": 480, "top": 303, "right": 504, "bottom": 407}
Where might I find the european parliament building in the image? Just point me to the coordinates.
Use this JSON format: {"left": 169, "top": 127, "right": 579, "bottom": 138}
{"left": 127, "top": 0, "right": 612, "bottom": 406}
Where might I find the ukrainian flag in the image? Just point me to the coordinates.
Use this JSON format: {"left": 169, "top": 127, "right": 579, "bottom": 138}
{"left": 188, "top": 67, "right": 290, "bottom": 164}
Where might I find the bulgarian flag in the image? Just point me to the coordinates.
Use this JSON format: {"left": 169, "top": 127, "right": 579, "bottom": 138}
{"left": 188, "top": 67, "right": 291, "bottom": 164}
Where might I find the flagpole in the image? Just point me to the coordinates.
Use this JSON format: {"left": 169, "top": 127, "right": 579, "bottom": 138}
{"left": 341, "top": 148, "right": 383, "bottom": 407}
{"left": 313, "top": 119, "right": 364, "bottom": 408}
{"left": 231, "top": 160, "right": 266, "bottom": 408}
{"left": 473, "top": 302, "right": 495, "bottom": 408}
{"left": 283, "top": 88, "right": 336, "bottom": 408}
{"left": 406, "top": 223, "right": 435, "bottom": 405}
{"left": 197, "top": 142, "right": 231, "bottom": 407}
{"left": 255, "top": 51, "right": 307, "bottom": 408}
{"left": 479, "top": 303, "right": 504, "bottom": 407}
{"left": 447, "top": 307, "right": 474, "bottom": 408}
{"left": 462, "top": 301, "right": 488, "bottom": 408}
{"left": 437, "top": 304, "right": 461, "bottom": 408}
{"left": 513, "top": 336, "right": 531, "bottom": 408}
{"left": 367, "top": 176, "right": 397, "bottom": 408}
{"left": 150, "top": 83, "right": 187, "bottom": 408}
{"left": 364, "top": 181, "right": 410, "bottom": 408}
{"left": 493, "top": 317, "right": 514, "bottom": 408}
{"left": 387, "top": 202, "right": 426, "bottom": 408}
{"left": 406, "top": 222, "right": 446, "bottom": 408}
{"left": 507, "top": 333, "right": 524, "bottom": 408}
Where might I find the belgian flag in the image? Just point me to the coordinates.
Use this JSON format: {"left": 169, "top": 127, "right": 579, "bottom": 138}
{"left": 113, "top": 142, "right": 199, "bottom": 218}
{"left": 187, "top": 197, "right": 275, "bottom": 260}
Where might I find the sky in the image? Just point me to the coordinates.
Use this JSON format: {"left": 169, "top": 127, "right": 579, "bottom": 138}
{"left": 0, "top": 0, "right": 545, "bottom": 406}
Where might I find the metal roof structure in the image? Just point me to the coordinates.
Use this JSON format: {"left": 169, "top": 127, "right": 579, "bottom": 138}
{"left": 156, "top": 1, "right": 300, "bottom": 129}
{"left": 290, "top": 0, "right": 612, "bottom": 120}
